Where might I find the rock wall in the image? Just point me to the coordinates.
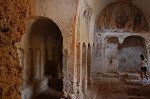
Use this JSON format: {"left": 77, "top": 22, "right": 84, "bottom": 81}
{"left": 0, "top": 0, "right": 34, "bottom": 98}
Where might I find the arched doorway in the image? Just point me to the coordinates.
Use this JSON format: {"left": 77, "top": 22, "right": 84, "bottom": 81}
{"left": 118, "top": 36, "right": 147, "bottom": 73}
{"left": 82, "top": 43, "right": 87, "bottom": 94}
{"left": 87, "top": 43, "right": 91, "bottom": 86}
{"left": 17, "top": 17, "right": 63, "bottom": 98}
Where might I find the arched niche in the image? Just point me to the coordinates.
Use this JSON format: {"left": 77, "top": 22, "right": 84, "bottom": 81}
{"left": 81, "top": 43, "right": 87, "bottom": 94}
{"left": 18, "top": 17, "right": 63, "bottom": 93}
{"left": 105, "top": 37, "right": 119, "bottom": 73}
{"left": 118, "top": 36, "right": 147, "bottom": 73}
{"left": 87, "top": 43, "right": 91, "bottom": 86}
{"left": 107, "top": 37, "right": 119, "bottom": 44}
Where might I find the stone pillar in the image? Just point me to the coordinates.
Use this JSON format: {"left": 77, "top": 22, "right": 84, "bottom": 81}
{"left": 105, "top": 43, "right": 118, "bottom": 73}
{"left": 29, "top": 48, "right": 35, "bottom": 80}
{"left": 76, "top": 42, "right": 81, "bottom": 96}
{"left": 34, "top": 50, "right": 39, "bottom": 79}
{"left": 94, "top": 33, "right": 103, "bottom": 76}
{"left": 40, "top": 49, "right": 45, "bottom": 78}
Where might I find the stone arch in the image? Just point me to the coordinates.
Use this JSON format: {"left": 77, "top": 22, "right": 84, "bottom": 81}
{"left": 105, "top": 37, "right": 119, "bottom": 73}
{"left": 17, "top": 17, "right": 63, "bottom": 98}
{"left": 28, "top": 17, "right": 63, "bottom": 80}
{"left": 87, "top": 43, "right": 91, "bottom": 86}
{"left": 107, "top": 37, "right": 119, "bottom": 44}
{"left": 118, "top": 36, "right": 147, "bottom": 73}
{"left": 81, "top": 42, "right": 87, "bottom": 94}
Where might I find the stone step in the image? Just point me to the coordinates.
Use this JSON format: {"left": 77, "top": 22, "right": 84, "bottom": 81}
{"left": 124, "top": 79, "right": 143, "bottom": 86}
{"left": 123, "top": 95, "right": 147, "bottom": 99}
{"left": 120, "top": 73, "right": 140, "bottom": 80}
{"left": 127, "top": 74, "right": 140, "bottom": 80}
{"left": 93, "top": 77, "right": 120, "bottom": 82}
{"left": 94, "top": 72, "right": 120, "bottom": 79}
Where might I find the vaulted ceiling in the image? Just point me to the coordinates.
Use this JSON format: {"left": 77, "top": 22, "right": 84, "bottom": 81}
{"left": 89, "top": 0, "right": 150, "bottom": 30}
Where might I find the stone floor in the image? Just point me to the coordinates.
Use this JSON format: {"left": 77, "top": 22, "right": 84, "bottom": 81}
{"left": 32, "top": 73, "right": 150, "bottom": 99}
{"left": 85, "top": 72, "right": 150, "bottom": 99}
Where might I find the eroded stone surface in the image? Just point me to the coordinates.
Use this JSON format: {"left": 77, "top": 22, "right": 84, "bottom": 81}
{"left": 1, "top": 0, "right": 150, "bottom": 99}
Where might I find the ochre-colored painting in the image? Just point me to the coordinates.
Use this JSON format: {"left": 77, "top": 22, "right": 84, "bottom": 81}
{"left": 97, "top": 1, "right": 148, "bottom": 33}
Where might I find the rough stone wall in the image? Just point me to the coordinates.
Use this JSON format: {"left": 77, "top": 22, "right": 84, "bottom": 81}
{"left": 105, "top": 37, "right": 119, "bottom": 73}
{"left": 93, "top": 33, "right": 103, "bottom": 76}
{"left": 0, "top": 0, "right": 34, "bottom": 98}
